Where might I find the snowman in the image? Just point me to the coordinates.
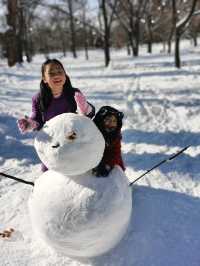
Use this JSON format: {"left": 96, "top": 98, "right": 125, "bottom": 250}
{"left": 29, "top": 113, "right": 132, "bottom": 258}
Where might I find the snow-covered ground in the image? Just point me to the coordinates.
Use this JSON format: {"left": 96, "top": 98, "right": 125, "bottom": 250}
{"left": 1, "top": 41, "right": 200, "bottom": 265}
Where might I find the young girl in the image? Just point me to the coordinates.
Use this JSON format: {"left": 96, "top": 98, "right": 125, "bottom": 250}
{"left": 92, "top": 106, "right": 125, "bottom": 177}
{"left": 17, "top": 58, "right": 95, "bottom": 171}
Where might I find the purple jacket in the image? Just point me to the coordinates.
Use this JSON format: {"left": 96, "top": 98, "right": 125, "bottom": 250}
{"left": 30, "top": 90, "right": 95, "bottom": 130}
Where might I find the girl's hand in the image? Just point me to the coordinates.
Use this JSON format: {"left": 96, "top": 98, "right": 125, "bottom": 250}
{"left": 17, "top": 116, "right": 39, "bottom": 134}
{"left": 74, "top": 92, "right": 92, "bottom": 115}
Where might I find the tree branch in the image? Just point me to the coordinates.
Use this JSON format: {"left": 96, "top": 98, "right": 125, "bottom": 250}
{"left": 176, "top": 0, "right": 198, "bottom": 30}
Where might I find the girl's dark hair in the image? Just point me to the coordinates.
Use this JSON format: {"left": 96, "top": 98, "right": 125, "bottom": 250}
{"left": 39, "top": 59, "right": 77, "bottom": 114}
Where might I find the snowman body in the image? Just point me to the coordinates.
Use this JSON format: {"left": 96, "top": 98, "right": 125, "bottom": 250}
{"left": 29, "top": 113, "right": 132, "bottom": 258}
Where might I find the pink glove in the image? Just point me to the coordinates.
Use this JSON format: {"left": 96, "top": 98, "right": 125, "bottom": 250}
{"left": 74, "top": 91, "right": 92, "bottom": 115}
{"left": 17, "top": 116, "right": 39, "bottom": 134}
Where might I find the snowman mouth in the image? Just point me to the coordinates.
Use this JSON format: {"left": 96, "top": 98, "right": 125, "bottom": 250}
{"left": 52, "top": 142, "right": 60, "bottom": 148}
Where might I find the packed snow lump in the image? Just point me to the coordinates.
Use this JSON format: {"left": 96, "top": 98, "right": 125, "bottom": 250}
{"left": 29, "top": 113, "right": 132, "bottom": 258}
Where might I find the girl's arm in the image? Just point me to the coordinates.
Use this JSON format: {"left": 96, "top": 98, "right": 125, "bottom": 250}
{"left": 86, "top": 102, "right": 95, "bottom": 118}
{"left": 74, "top": 91, "right": 95, "bottom": 118}
{"left": 30, "top": 93, "right": 44, "bottom": 130}
{"left": 103, "top": 136, "right": 125, "bottom": 171}
{"left": 93, "top": 135, "right": 125, "bottom": 177}
{"left": 17, "top": 93, "right": 44, "bottom": 134}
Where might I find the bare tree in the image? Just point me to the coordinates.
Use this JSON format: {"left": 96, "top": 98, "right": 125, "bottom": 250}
{"left": 98, "top": 0, "right": 118, "bottom": 66}
{"left": 109, "top": 0, "right": 148, "bottom": 57}
{"left": 4, "top": 0, "right": 18, "bottom": 66}
{"left": 48, "top": 9, "right": 69, "bottom": 57}
{"left": 188, "top": 10, "right": 200, "bottom": 46}
{"left": 68, "top": 0, "right": 77, "bottom": 58}
{"left": 42, "top": 0, "right": 80, "bottom": 58}
{"left": 172, "top": 0, "right": 198, "bottom": 68}
{"left": 21, "top": 0, "right": 41, "bottom": 62}
{"left": 38, "top": 0, "right": 103, "bottom": 59}
{"left": 4, "top": 0, "right": 40, "bottom": 66}
{"left": 78, "top": 0, "right": 89, "bottom": 60}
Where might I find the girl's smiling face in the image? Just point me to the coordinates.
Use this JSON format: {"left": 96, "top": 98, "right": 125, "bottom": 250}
{"left": 43, "top": 63, "right": 67, "bottom": 97}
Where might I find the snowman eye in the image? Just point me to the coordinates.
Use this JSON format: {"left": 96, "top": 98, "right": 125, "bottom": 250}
{"left": 52, "top": 142, "right": 60, "bottom": 148}
{"left": 66, "top": 131, "right": 77, "bottom": 141}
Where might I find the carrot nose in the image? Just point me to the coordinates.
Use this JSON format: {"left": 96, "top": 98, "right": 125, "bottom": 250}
{"left": 66, "top": 131, "right": 77, "bottom": 141}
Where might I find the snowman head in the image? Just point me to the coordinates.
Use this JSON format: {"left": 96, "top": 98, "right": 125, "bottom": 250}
{"left": 34, "top": 113, "right": 105, "bottom": 175}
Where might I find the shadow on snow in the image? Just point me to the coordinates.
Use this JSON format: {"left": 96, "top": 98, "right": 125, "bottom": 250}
{"left": 0, "top": 113, "right": 39, "bottom": 165}
{"left": 86, "top": 186, "right": 200, "bottom": 266}
{"left": 122, "top": 129, "right": 200, "bottom": 176}
{"left": 123, "top": 129, "right": 200, "bottom": 147}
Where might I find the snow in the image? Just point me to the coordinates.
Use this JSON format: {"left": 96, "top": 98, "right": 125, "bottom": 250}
{"left": 1, "top": 41, "right": 200, "bottom": 265}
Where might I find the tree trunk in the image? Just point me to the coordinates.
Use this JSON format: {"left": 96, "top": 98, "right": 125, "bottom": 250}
{"left": 133, "top": 20, "right": 140, "bottom": 57}
{"left": 167, "top": 39, "right": 172, "bottom": 54}
{"left": 175, "top": 31, "right": 181, "bottom": 68}
{"left": 146, "top": 15, "right": 153, "bottom": 54}
{"left": 162, "top": 41, "right": 166, "bottom": 53}
{"left": 133, "top": 45, "right": 138, "bottom": 57}
{"left": 5, "top": 30, "right": 17, "bottom": 66}
{"left": 84, "top": 39, "right": 89, "bottom": 60}
{"left": 104, "top": 30, "right": 110, "bottom": 66}
{"left": 193, "top": 35, "right": 197, "bottom": 46}
{"left": 147, "top": 42, "right": 152, "bottom": 54}
{"left": 24, "top": 35, "right": 32, "bottom": 63}
{"left": 167, "top": 22, "right": 175, "bottom": 54}
{"left": 17, "top": 6, "right": 24, "bottom": 64}
{"left": 128, "top": 31, "right": 138, "bottom": 57}
{"left": 128, "top": 33, "right": 134, "bottom": 57}
{"left": 62, "top": 40, "right": 67, "bottom": 57}
{"left": 68, "top": 0, "right": 77, "bottom": 58}
{"left": 172, "top": 0, "right": 198, "bottom": 68}
{"left": 126, "top": 42, "right": 131, "bottom": 56}
{"left": 102, "top": 0, "right": 111, "bottom": 67}
{"left": 83, "top": 23, "right": 89, "bottom": 60}
{"left": 59, "top": 28, "right": 66, "bottom": 57}
{"left": 5, "top": 0, "right": 18, "bottom": 67}
{"left": 23, "top": 15, "right": 32, "bottom": 62}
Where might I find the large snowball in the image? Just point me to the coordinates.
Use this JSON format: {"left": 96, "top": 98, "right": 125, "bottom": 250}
{"left": 29, "top": 166, "right": 132, "bottom": 258}
{"left": 34, "top": 113, "right": 105, "bottom": 175}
